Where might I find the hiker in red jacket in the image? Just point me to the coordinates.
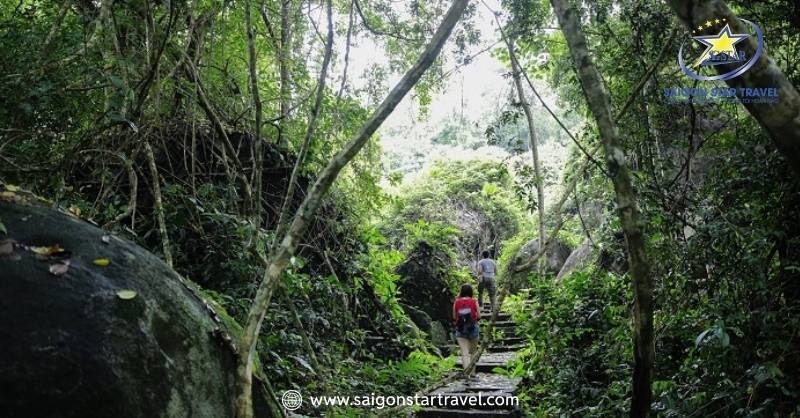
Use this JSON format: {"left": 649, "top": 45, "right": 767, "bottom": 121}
{"left": 453, "top": 284, "right": 479, "bottom": 376}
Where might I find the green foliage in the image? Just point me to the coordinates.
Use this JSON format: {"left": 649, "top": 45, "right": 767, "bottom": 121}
{"left": 384, "top": 159, "right": 525, "bottom": 258}
{"left": 323, "top": 350, "right": 457, "bottom": 416}
{"left": 503, "top": 267, "right": 631, "bottom": 416}
{"left": 356, "top": 228, "right": 407, "bottom": 323}
{"left": 403, "top": 219, "right": 461, "bottom": 255}
{"left": 495, "top": 228, "right": 536, "bottom": 286}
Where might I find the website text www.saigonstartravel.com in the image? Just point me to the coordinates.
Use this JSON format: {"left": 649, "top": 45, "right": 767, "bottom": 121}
{"left": 280, "top": 389, "right": 519, "bottom": 411}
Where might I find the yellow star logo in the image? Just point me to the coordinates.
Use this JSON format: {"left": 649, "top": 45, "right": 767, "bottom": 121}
{"left": 691, "top": 23, "right": 749, "bottom": 68}
{"left": 705, "top": 20, "right": 713, "bottom": 27}
{"left": 714, "top": 18, "right": 721, "bottom": 24}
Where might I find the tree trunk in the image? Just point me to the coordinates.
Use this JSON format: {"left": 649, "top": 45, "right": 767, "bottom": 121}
{"left": 511, "top": 147, "right": 598, "bottom": 273}
{"left": 233, "top": 1, "right": 470, "bottom": 416}
{"left": 244, "top": 0, "right": 264, "bottom": 228}
{"left": 506, "top": 37, "right": 546, "bottom": 276}
{"left": 273, "top": 0, "right": 334, "bottom": 249}
{"left": 549, "top": 0, "right": 656, "bottom": 416}
{"left": 666, "top": 0, "right": 800, "bottom": 181}
{"left": 277, "top": 0, "right": 293, "bottom": 148}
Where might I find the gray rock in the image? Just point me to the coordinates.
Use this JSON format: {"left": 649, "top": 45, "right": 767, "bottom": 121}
{"left": 0, "top": 198, "right": 242, "bottom": 418}
{"left": 504, "top": 238, "right": 572, "bottom": 293}
{"left": 401, "top": 303, "right": 433, "bottom": 333}
{"left": 517, "top": 238, "right": 572, "bottom": 273}
{"left": 556, "top": 240, "right": 595, "bottom": 281}
{"left": 429, "top": 322, "right": 449, "bottom": 347}
{"left": 396, "top": 241, "right": 455, "bottom": 330}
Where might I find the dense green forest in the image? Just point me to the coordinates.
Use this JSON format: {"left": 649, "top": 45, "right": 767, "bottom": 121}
{"left": 1, "top": 0, "right": 799, "bottom": 417}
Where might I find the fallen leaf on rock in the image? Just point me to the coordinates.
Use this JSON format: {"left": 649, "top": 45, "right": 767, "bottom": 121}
{"left": 101, "top": 235, "right": 111, "bottom": 244}
{"left": 0, "top": 240, "right": 14, "bottom": 255}
{"left": 31, "top": 244, "right": 65, "bottom": 256}
{"left": 68, "top": 206, "right": 81, "bottom": 217}
{"left": 93, "top": 258, "right": 110, "bottom": 266}
{"left": 4, "top": 184, "right": 19, "bottom": 192}
{"left": 49, "top": 263, "right": 69, "bottom": 276}
{"left": 116, "top": 289, "right": 137, "bottom": 300}
{"left": 0, "top": 191, "right": 16, "bottom": 199}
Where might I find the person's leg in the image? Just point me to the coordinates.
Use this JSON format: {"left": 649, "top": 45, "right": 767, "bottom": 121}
{"left": 477, "top": 279, "right": 485, "bottom": 307}
{"left": 456, "top": 337, "right": 471, "bottom": 371}
{"left": 468, "top": 337, "right": 479, "bottom": 377}
{"left": 488, "top": 279, "right": 497, "bottom": 316}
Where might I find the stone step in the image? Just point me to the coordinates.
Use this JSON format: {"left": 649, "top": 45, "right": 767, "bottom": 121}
{"left": 479, "top": 321, "right": 514, "bottom": 330}
{"left": 416, "top": 407, "right": 520, "bottom": 417}
{"left": 494, "top": 327, "right": 517, "bottom": 335}
{"left": 456, "top": 352, "right": 516, "bottom": 372}
{"left": 480, "top": 319, "right": 514, "bottom": 326}
{"left": 431, "top": 373, "right": 521, "bottom": 393}
{"left": 495, "top": 336, "right": 523, "bottom": 345}
{"left": 414, "top": 374, "right": 522, "bottom": 417}
{"left": 480, "top": 314, "right": 511, "bottom": 321}
{"left": 487, "top": 344, "right": 526, "bottom": 353}
{"left": 498, "top": 328, "right": 519, "bottom": 339}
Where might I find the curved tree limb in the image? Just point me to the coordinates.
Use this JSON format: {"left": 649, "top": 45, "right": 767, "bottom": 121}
{"left": 233, "top": 2, "right": 470, "bottom": 417}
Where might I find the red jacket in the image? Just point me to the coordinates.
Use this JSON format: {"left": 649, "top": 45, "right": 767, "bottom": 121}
{"left": 452, "top": 297, "right": 479, "bottom": 323}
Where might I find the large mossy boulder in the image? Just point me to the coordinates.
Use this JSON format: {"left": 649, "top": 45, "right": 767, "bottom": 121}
{"left": 0, "top": 195, "right": 239, "bottom": 418}
{"left": 504, "top": 237, "right": 572, "bottom": 293}
{"left": 396, "top": 241, "right": 454, "bottom": 332}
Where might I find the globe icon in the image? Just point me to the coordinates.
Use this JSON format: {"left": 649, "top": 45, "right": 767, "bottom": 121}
{"left": 281, "top": 390, "right": 303, "bottom": 411}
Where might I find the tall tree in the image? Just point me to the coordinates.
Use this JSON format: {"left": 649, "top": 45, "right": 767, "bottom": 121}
{"left": 244, "top": 0, "right": 264, "bottom": 229}
{"left": 505, "top": 36, "right": 546, "bottom": 275}
{"left": 549, "top": 0, "right": 656, "bottom": 416}
{"left": 278, "top": 0, "right": 293, "bottom": 148}
{"left": 666, "top": 0, "right": 800, "bottom": 181}
{"left": 233, "top": 1, "right": 471, "bottom": 416}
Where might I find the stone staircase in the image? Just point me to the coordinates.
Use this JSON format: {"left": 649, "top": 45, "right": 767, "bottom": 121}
{"left": 415, "top": 302, "right": 524, "bottom": 417}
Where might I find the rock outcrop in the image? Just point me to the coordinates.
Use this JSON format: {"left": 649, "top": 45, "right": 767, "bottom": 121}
{"left": 556, "top": 240, "right": 595, "bottom": 281}
{"left": 396, "top": 241, "right": 455, "bottom": 333}
{"left": 0, "top": 196, "right": 241, "bottom": 418}
{"left": 504, "top": 237, "right": 572, "bottom": 292}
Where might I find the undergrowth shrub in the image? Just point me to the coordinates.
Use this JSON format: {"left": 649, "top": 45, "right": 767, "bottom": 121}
{"left": 503, "top": 267, "right": 631, "bottom": 417}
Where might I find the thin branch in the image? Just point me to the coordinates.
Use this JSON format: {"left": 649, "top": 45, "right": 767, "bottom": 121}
{"left": 234, "top": 2, "right": 469, "bottom": 416}
{"left": 144, "top": 141, "right": 173, "bottom": 268}
{"left": 272, "top": 0, "right": 335, "bottom": 248}
{"left": 335, "top": 0, "right": 356, "bottom": 103}
{"left": 103, "top": 151, "right": 138, "bottom": 230}
{"left": 353, "top": 0, "right": 413, "bottom": 41}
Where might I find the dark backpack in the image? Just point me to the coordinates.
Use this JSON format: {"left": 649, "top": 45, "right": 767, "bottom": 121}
{"left": 456, "top": 307, "right": 475, "bottom": 335}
